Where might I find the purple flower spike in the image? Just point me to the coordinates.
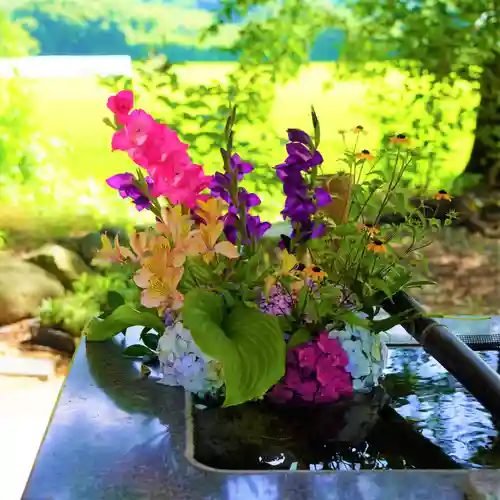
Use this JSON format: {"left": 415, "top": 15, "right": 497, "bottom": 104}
{"left": 311, "top": 223, "right": 326, "bottom": 239}
{"left": 230, "top": 153, "right": 254, "bottom": 180}
{"left": 247, "top": 214, "right": 271, "bottom": 239}
{"left": 211, "top": 153, "right": 271, "bottom": 245}
{"left": 287, "top": 128, "right": 312, "bottom": 146}
{"left": 106, "top": 172, "right": 152, "bottom": 211}
{"left": 274, "top": 126, "right": 328, "bottom": 248}
{"left": 314, "top": 188, "right": 332, "bottom": 208}
{"left": 209, "top": 172, "right": 232, "bottom": 203}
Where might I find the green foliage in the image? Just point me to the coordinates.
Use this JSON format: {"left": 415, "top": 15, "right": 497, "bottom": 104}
{"left": 0, "top": 13, "right": 44, "bottom": 186}
{"left": 336, "top": 0, "right": 500, "bottom": 187}
{"left": 99, "top": 0, "right": 333, "bottom": 198}
{"left": 182, "top": 289, "right": 286, "bottom": 407}
{"left": 85, "top": 304, "right": 165, "bottom": 341}
{"left": 39, "top": 268, "right": 141, "bottom": 336}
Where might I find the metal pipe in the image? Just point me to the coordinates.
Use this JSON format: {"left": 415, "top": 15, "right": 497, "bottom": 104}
{"left": 381, "top": 291, "right": 500, "bottom": 419}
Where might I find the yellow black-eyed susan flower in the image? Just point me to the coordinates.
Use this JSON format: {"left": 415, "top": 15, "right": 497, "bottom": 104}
{"left": 367, "top": 239, "right": 387, "bottom": 254}
{"left": 390, "top": 133, "right": 410, "bottom": 144}
{"left": 356, "top": 149, "right": 375, "bottom": 160}
{"left": 433, "top": 189, "right": 453, "bottom": 201}
{"left": 358, "top": 223, "right": 380, "bottom": 236}
{"left": 303, "top": 265, "right": 328, "bottom": 281}
{"left": 353, "top": 125, "right": 367, "bottom": 135}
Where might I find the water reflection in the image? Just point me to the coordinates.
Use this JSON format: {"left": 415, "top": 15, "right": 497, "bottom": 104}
{"left": 386, "top": 349, "right": 500, "bottom": 467}
{"left": 224, "top": 476, "right": 280, "bottom": 500}
{"left": 193, "top": 347, "right": 500, "bottom": 471}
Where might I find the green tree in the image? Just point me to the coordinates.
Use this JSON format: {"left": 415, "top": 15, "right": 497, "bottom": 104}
{"left": 335, "top": 0, "right": 500, "bottom": 191}
{"left": 0, "top": 13, "right": 41, "bottom": 187}
{"left": 210, "top": 0, "right": 500, "bottom": 194}
{"left": 101, "top": 0, "right": 334, "bottom": 205}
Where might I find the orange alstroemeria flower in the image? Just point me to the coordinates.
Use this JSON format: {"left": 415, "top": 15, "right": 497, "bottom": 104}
{"left": 95, "top": 233, "right": 134, "bottom": 264}
{"left": 157, "top": 205, "right": 206, "bottom": 265}
{"left": 199, "top": 221, "right": 240, "bottom": 264}
{"left": 157, "top": 205, "right": 194, "bottom": 244}
{"left": 135, "top": 267, "right": 184, "bottom": 309}
{"left": 195, "top": 198, "right": 228, "bottom": 226}
{"left": 133, "top": 240, "right": 185, "bottom": 309}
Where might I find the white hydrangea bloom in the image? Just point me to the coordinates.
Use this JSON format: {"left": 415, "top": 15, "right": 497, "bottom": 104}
{"left": 157, "top": 321, "right": 223, "bottom": 397}
{"left": 327, "top": 321, "right": 388, "bottom": 393}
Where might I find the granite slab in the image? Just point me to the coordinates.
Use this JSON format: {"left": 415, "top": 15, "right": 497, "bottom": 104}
{"left": 22, "top": 317, "right": 500, "bottom": 500}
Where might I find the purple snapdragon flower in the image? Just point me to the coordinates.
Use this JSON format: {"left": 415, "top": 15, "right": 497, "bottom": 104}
{"left": 275, "top": 129, "right": 331, "bottom": 246}
{"left": 210, "top": 153, "right": 272, "bottom": 243}
{"left": 106, "top": 172, "right": 153, "bottom": 211}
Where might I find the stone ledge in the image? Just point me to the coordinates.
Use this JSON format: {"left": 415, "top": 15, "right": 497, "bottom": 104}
{"left": 465, "top": 470, "right": 500, "bottom": 500}
{"left": 0, "top": 356, "right": 55, "bottom": 380}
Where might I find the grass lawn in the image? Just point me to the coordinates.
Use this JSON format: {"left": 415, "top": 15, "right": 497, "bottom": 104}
{"left": 1, "top": 62, "right": 477, "bottom": 240}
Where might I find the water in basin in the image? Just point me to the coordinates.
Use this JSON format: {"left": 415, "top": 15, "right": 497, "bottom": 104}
{"left": 190, "top": 348, "right": 500, "bottom": 471}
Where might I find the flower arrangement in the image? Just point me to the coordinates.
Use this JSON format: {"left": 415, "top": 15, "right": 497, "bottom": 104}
{"left": 86, "top": 90, "right": 456, "bottom": 408}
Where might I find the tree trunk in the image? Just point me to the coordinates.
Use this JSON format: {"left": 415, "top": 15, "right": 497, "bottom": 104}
{"left": 461, "top": 53, "right": 500, "bottom": 190}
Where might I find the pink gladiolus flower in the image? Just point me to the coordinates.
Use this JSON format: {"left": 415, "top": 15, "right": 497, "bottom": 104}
{"left": 107, "top": 90, "right": 134, "bottom": 124}
{"left": 111, "top": 110, "right": 156, "bottom": 157}
{"left": 135, "top": 124, "right": 190, "bottom": 170}
{"left": 107, "top": 93, "right": 216, "bottom": 209}
{"left": 154, "top": 164, "right": 212, "bottom": 208}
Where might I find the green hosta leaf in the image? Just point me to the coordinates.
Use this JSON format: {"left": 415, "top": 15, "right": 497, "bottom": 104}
{"left": 123, "top": 344, "right": 156, "bottom": 358}
{"left": 141, "top": 333, "right": 159, "bottom": 351}
{"left": 288, "top": 329, "right": 311, "bottom": 348}
{"left": 183, "top": 289, "right": 286, "bottom": 407}
{"left": 85, "top": 305, "right": 165, "bottom": 341}
{"left": 107, "top": 291, "right": 125, "bottom": 310}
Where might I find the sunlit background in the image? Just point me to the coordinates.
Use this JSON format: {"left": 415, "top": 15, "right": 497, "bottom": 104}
{"left": 1, "top": 0, "right": 499, "bottom": 498}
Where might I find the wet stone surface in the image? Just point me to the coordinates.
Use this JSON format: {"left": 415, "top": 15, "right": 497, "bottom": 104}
{"left": 21, "top": 318, "right": 500, "bottom": 499}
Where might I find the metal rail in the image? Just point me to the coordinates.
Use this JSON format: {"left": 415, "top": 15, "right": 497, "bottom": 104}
{"left": 382, "top": 291, "right": 500, "bottom": 419}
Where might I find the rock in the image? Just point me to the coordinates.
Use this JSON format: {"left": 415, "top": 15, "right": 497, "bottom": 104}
{"left": 24, "top": 244, "right": 93, "bottom": 289}
{"left": 481, "top": 203, "right": 500, "bottom": 222}
{"left": 23, "top": 325, "right": 76, "bottom": 355}
{"left": 465, "top": 470, "right": 500, "bottom": 500}
{"left": 0, "top": 255, "right": 64, "bottom": 326}
{"left": 57, "top": 228, "right": 129, "bottom": 265}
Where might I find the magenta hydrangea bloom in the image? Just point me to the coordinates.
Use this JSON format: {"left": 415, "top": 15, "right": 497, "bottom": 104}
{"left": 267, "top": 331, "right": 353, "bottom": 405}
